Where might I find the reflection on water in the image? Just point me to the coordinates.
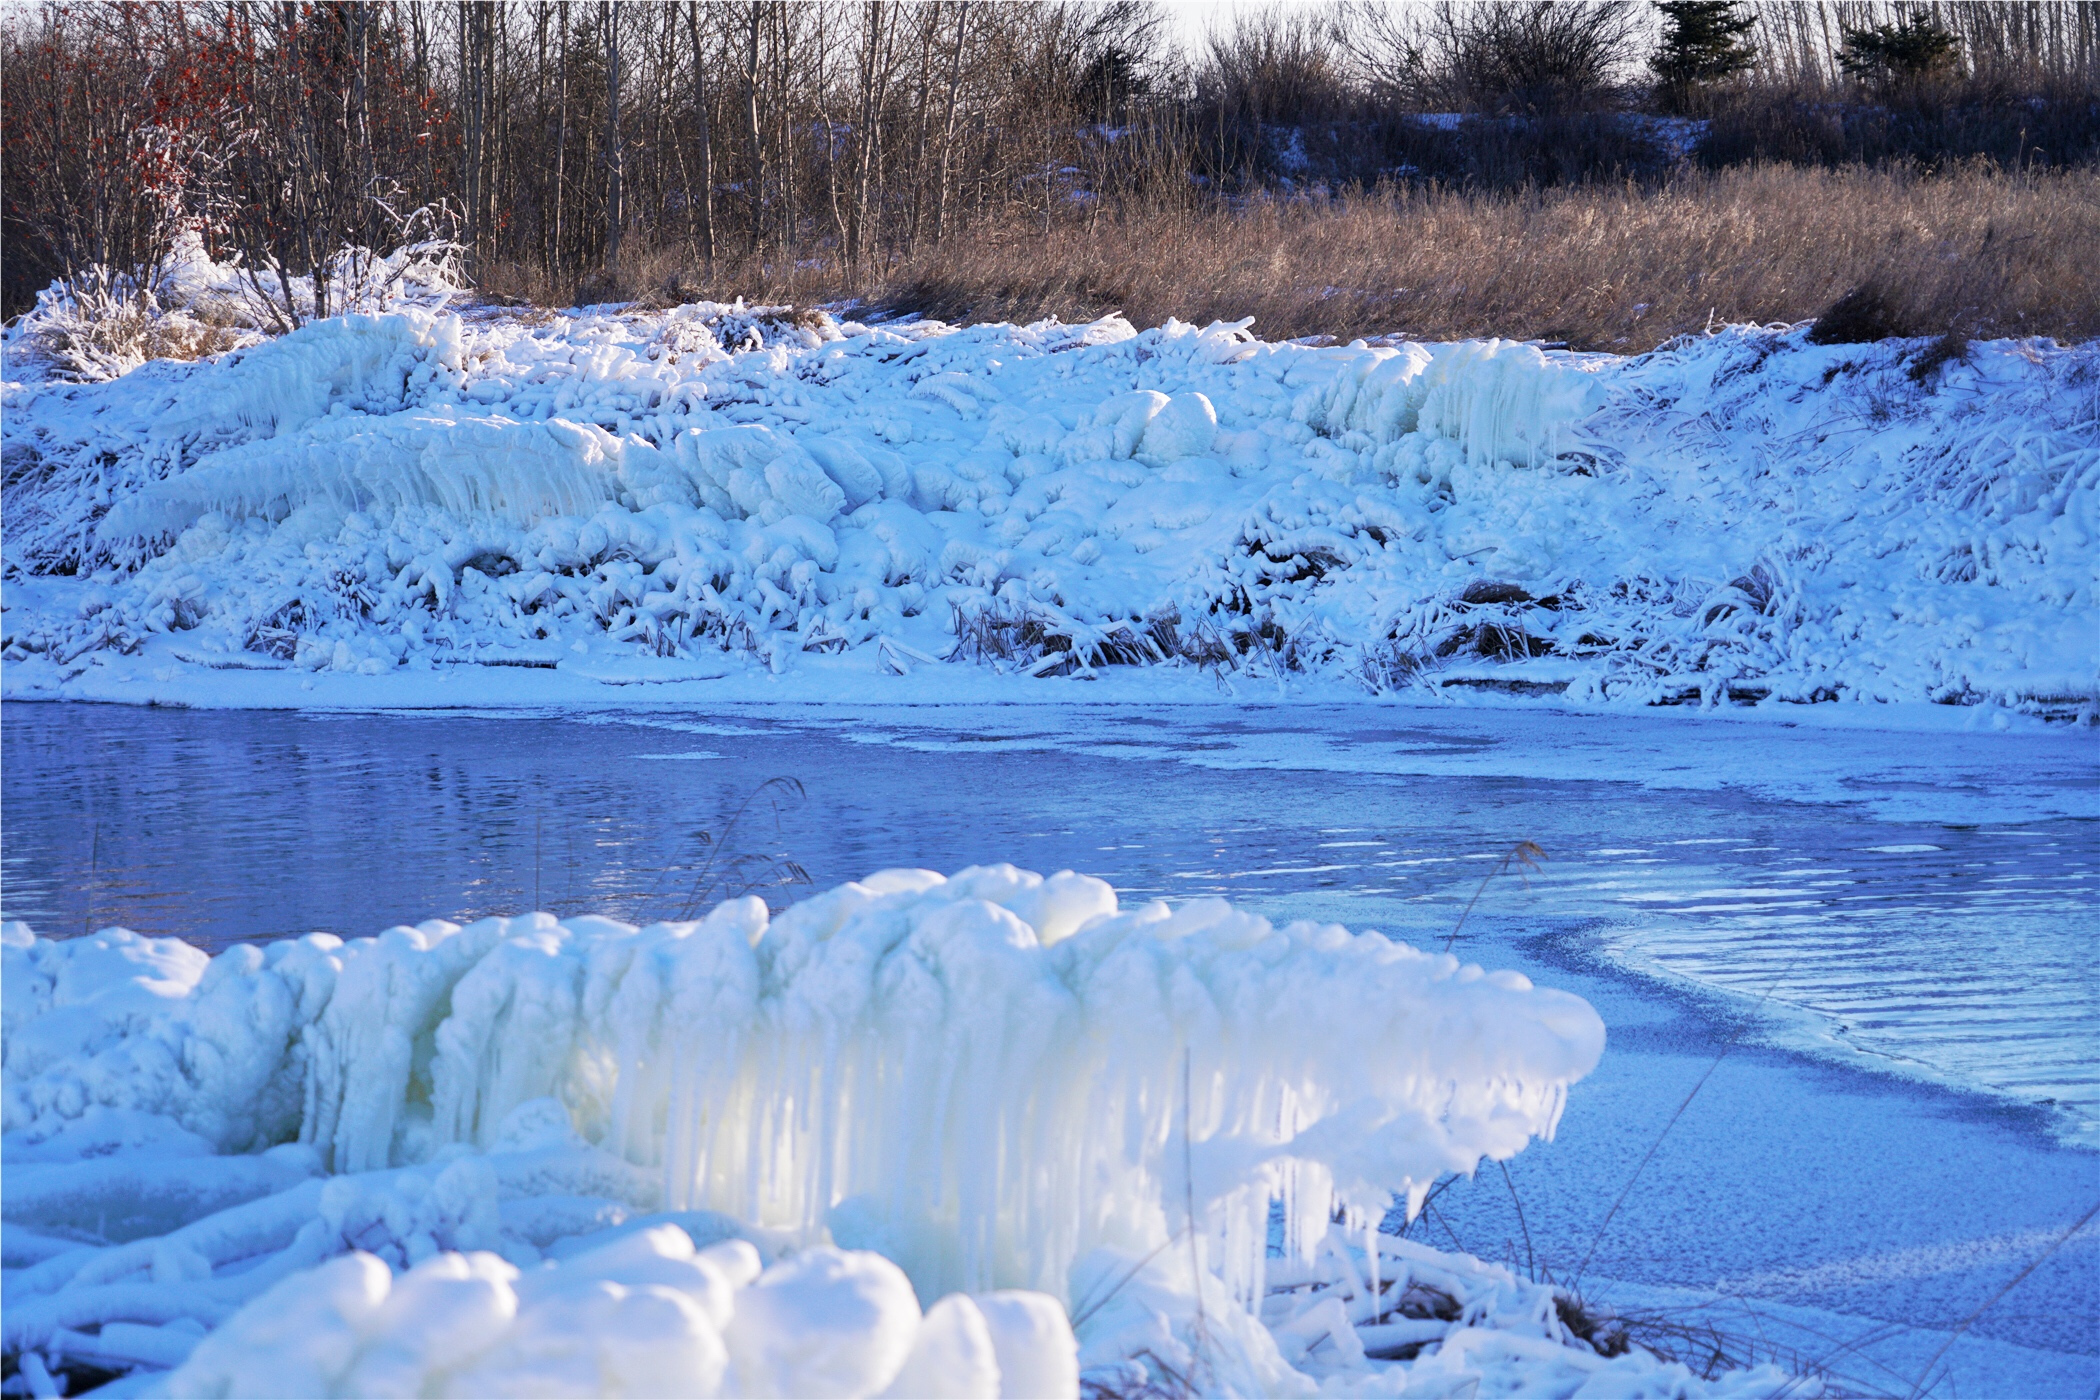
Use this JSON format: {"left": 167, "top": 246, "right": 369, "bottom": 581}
{"left": 3, "top": 702, "right": 2095, "bottom": 1143}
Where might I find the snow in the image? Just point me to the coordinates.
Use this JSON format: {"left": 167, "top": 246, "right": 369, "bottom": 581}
{"left": 4, "top": 266, "right": 2093, "bottom": 716}
{"left": 161, "top": 1233, "right": 944, "bottom": 1400}
{"left": 7, "top": 228, "right": 464, "bottom": 386}
{"left": 0, "top": 871, "right": 1805, "bottom": 1396}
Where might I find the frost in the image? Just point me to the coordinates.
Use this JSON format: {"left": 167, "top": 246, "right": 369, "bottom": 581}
{"left": 5, "top": 297, "right": 2091, "bottom": 712}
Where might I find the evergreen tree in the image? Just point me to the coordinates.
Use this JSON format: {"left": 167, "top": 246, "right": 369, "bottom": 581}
{"left": 1651, "top": 1, "right": 1756, "bottom": 111}
{"left": 1838, "top": 13, "right": 1962, "bottom": 86}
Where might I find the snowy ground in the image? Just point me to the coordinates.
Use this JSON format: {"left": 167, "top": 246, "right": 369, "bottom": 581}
{"left": 3, "top": 278, "right": 2095, "bottom": 715}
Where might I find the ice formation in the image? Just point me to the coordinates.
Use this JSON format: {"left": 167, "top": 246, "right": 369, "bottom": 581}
{"left": 0, "top": 871, "right": 1808, "bottom": 1395}
{"left": 156, "top": 1232, "right": 1074, "bottom": 1400}
{"left": 4, "top": 869, "right": 1604, "bottom": 1300}
{"left": 4, "top": 271, "right": 2093, "bottom": 713}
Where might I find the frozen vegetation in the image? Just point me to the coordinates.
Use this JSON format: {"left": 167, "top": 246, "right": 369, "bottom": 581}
{"left": 0, "top": 867, "right": 1815, "bottom": 1397}
{"left": 2, "top": 241, "right": 2094, "bottom": 713}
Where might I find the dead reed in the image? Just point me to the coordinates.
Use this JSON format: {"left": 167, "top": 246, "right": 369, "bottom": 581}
{"left": 520, "top": 162, "right": 2099, "bottom": 352}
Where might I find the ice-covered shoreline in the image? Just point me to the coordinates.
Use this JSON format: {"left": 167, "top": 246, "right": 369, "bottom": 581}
{"left": 0, "top": 868, "right": 1815, "bottom": 1397}
{"left": 5, "top": 278, "right": 2093, "bottom": 719}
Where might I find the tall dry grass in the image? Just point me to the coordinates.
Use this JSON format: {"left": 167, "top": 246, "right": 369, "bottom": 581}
{"left": 534, "top": 163, "right": 2099, "bottom": 351}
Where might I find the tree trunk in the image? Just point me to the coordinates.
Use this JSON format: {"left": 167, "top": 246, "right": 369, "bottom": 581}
{"left": 742, "top": 3, "right": 765, "bottom": 255}
{"left": 685, "top": 1, "right": 715, "bottom": 264}
{"left": 851, "top": 2, "right": 886, "bottom": 270}
{"left": 599, "top": 0, "right": 623, "bottom": 271}
{"left": 907, "top": 5, "right": 935, "bottom": 254}
{"left": 933, "top": 2, "right": 970, "bottom": 243}
{"left": 554, "top": 8, "right": 570, "bottom": 277}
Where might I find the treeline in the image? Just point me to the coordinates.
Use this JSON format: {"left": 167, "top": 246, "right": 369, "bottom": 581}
{"left": 3, "top": 1, "right": 2096, "bottom": 320}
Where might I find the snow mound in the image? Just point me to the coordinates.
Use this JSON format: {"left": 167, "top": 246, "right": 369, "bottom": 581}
{"left": 0, "top": 877, "right": 1807, "bottom": 1396}
{"left": 159, "top": 1232, "right": 1070, "bottom": 1400}
{"left": 5, "top": 293, "right": 2092, "bottom": 712}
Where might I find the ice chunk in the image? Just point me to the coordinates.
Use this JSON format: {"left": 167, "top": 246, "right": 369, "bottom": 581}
{"left": 0, "top": 863, "right": 1823, "bottom": 1398}
{"left": 4, "top": 870, "right": 1602, "bottom": 1318}
{"left": 160, "top": 1251, "right": 393, "bottom": 1399}
{"left": 1414, "top": 339, "right": 1604, "bottom": 468}
{"left": 103, "top": 410, "right": 620, "bottom": 538}
{"left": 681, "top": 424, "right": 848, "bottom": 524}
{"left": 724, "top": 1247, "right": 922, "bottom": 1398}
{"left": 974, "top": 1291, "right": 1082, "bottom": 1400}
{"left": 1137, "top": 393, "right": 1218, "bottom": 463}
{"left": 155, "top": 1236, "right": 1077, "bottom": 1400}
{"left": 878, "top": 1293, "right": 1000, "bottom": 1400}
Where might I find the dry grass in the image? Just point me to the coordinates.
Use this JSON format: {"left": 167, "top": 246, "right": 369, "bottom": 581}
{"left": 503, "top": 164, "right": 2100, "bottom": 351}
{"left": 20, "top": 290, "right": 257, "bottom": 381}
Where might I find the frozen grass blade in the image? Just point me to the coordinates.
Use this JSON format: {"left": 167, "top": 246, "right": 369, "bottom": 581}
{"left": 1444, "top": 841, "right": 1545, "bottom": 952}
{"left": 1900, "top": 1198, "right": 2100, "bottom": 1400}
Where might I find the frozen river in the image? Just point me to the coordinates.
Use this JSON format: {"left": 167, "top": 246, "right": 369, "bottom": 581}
{"left": 4, "top": 699, "right": 2096, "bottom": 1393}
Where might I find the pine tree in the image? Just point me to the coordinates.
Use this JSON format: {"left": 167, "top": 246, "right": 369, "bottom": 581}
{"left": 1651, "top": 1, "right": 1756, "bottom": 112}
{"left": 1838, "top": 14, "right": 1961, "bottom": 87}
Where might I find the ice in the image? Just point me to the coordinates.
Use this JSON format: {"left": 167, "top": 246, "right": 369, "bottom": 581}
{"left": 8, "top": 870, "right": 1601, "bottom": 1302}
{"left": 972, "top": 1293, "right": 1081, "bottom": 1400}
{"left": 5, "top": 272, "right": 2091, "bottom": 712}
{"left": 0, "top": 871, "right": 1816, "bottom": 1396}
{"left": 724, "top": 1246, "right": 921, "bottom": 1398}
{"left": 5, "top": 1147, "right": 316, "bottom": 1245}
{"left": 153, "top": 1236, "right": 1049, "bottom": 1400}
{"left": 876, "top": 1292, "right": 1001, "bottom": 1400}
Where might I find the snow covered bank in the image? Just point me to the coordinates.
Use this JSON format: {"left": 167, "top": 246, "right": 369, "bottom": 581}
{"left": 3, "top": 282, "right": 2093, "bottom": 715}
{"left": 0, "top": 869, "right": 1802, "bottom": 1396}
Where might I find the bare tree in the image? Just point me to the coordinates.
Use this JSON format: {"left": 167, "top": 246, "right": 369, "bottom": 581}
{"left": 598, "top": 1, "right": 623, "bottom": 270}
{"left": 685, "top": 1, "right": 715, "bottom": 264}
{"left": 739, "top": 2, "right": 766, "bottom": 256}
{"left": 459, "top": 0, "right": 496, "bottom": 271}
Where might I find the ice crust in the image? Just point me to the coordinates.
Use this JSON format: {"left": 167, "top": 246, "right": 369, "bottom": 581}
{"left": 0, "top": 874, "right": 1803, "bottom": 1395}
{"left": 4, "top": 283, "right": 2092, "bottom": 710}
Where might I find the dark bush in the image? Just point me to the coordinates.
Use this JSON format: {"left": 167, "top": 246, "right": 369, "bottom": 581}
{"left": 1424, "top": 1, "right": 1644, "bottom": 116}
{"left": 1808, "top": 282, "right": 1912, "bottom": 343}
{"left": 1702, "top": 79, "right": 2100, "bottom": 172}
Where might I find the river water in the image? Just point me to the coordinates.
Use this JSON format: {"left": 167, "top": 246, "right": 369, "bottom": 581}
{"left": 4, "top": 699, "right": 2096, "bottom": 1388}
{"left": 6, "top": 700, "right": 2093, "bottom": 1146}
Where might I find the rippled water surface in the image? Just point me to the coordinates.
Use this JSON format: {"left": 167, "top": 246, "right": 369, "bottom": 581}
{"left": 4, "top": 701, "right": 2095, "bottom": 1144}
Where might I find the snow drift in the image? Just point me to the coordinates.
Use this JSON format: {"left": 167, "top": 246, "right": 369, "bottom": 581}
{"left": 0, "top": 871, "right": 1800, "bottom": 1396}
{"left": 4, "top": 276, "right": 2093, "bottom": 712}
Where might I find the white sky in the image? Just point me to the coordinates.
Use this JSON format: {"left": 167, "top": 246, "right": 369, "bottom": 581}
{"left": 1161, "top": 0, "right": 1308, "bottom": 56}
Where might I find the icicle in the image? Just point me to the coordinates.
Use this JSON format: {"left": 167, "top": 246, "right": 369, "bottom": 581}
{"left": 4, "top": 868, "right": 1604, "bottom": 1311}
